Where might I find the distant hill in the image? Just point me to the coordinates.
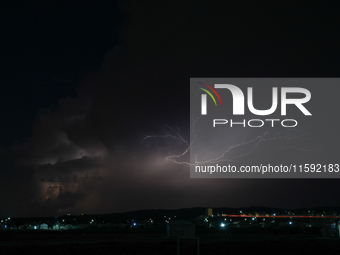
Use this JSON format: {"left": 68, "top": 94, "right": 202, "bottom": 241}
{"left": 4, "top": 206, "right": 340, "bottom": 224}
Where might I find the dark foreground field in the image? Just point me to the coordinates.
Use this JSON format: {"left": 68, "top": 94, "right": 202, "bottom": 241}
{"left": 1, "top": 228, "right": 340, "bottom": 255}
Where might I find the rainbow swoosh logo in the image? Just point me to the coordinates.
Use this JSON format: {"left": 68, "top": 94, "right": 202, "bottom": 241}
{"left": 197, "top": 82, "right": 222, "bottom": 106}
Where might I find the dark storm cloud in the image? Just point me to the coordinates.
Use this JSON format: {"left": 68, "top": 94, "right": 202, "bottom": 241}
{"left": 1, "top": 1, "right": 340, "bottom": 217}
{"left": 42, "top": 191, "right": 87, "bottom": 212}
{"left": 37, "top": 156, "right": 104, "bottom": 183}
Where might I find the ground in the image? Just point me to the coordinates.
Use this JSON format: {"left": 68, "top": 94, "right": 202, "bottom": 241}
{"left": 1, "top": 227, "right": 339, "bottom": 254}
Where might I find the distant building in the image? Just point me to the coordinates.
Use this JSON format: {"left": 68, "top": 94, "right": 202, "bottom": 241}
{"left": 76, "top": 223, "right": 88, "bottom": 229}
{"left": 40, "top": 223, "right": 48, "bottom": 230}
{"left": 26, "top": 225, "right": 36, "bottom": 230}
{"left": 206, "top": 208, "right": 213, "bottom": 217}
{"left": 53, "top": 225, "right": 60, "bottom": 230}
{"left": 167, "top": 220, "right": 195, "bottom": 237}
{"left": 60, "top": 224, "right": 74, "bottom": 230}
{"left": 321, "top": 223, "right": 338, "bottom": 238}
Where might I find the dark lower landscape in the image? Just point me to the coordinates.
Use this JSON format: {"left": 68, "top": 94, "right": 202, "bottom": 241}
{"left": 2, "top": 207, "right": 340, "bottom": 254}
{"left": 1, "top": 227, "right": 340, "bottom": 255}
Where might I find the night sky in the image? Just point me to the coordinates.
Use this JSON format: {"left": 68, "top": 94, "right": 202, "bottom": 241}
{"left": 1, "top": 1, "right": 340, "bottom": 217}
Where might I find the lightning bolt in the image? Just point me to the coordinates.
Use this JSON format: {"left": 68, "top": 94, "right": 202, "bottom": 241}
{"left": 140, "top": 115, "right": 317, "bottom": 167}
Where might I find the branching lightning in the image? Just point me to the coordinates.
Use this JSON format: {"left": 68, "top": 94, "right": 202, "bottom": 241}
{"left": 140, "top": 115, "right": 316, "bottom": 167}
